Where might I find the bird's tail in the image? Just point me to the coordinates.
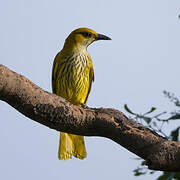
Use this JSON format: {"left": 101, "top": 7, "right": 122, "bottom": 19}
{"left": 58, "top": 132, "right": 87, "bottom": 160}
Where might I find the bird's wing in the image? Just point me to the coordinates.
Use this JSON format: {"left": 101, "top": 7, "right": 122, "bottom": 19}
{"left": 52, "top": 52, "right": 61, "bottom": 94}
{"left": 84, "top": 61, "right": 94, "bottom": 104}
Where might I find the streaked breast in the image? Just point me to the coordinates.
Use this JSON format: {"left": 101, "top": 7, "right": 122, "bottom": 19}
{"left": 57, "top": 52, "right": 91, "bottom": 105}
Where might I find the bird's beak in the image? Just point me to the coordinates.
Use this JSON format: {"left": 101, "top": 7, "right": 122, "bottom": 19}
{"left": 95, "top": 34, "right": 111, "bottom": 41}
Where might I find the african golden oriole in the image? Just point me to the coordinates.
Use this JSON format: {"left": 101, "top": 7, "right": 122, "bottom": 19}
{"left": 52, "top": 28, "right": 111, "bottom": 160}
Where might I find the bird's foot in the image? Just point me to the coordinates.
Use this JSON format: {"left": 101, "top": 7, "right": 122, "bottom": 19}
{"left": 81, "top": 103, "right": 97, "bottom": 112}
{"left": 81, "top": 103, "right": 90, "bottom": 109}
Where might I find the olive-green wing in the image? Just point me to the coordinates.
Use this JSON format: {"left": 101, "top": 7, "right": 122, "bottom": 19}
{"left": 52, "top": 52, "right": 60, "bottom": 94}
{"left": 84, "top": 62, "right": 94, "bottom": 104}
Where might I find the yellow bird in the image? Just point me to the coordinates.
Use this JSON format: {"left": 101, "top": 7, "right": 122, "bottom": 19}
{"left": 52, "top": 28, "right": 111, "bottom": 160}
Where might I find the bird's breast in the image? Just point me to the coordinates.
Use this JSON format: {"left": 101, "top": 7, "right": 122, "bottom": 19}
{"left": 58, "top": 52, "right": 91, "bottom": 105}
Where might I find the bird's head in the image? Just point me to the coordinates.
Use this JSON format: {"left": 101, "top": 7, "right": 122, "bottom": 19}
{"left": 64, "top": 28, "right": 111, "bottom": 50}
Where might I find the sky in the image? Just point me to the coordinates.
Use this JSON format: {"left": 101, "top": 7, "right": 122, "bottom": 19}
{"left": 0, "top": 0, "right": 180, "bottom": 179}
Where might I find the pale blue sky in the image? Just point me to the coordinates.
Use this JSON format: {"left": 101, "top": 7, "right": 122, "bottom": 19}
{"left": 0, "top": 0, "right": 180, "bottom": 179}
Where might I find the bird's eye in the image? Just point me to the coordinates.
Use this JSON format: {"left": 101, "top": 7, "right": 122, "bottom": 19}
{"left": 81, "top": 32, "right": 91, "bottom": 38}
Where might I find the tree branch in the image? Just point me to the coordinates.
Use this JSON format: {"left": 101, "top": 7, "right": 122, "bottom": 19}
{"left": 0, "top": 64, "right": 180, "bottom": 172}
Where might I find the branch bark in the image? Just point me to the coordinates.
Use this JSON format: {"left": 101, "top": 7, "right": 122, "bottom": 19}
{"left": 0, "top": 64, "right": 180, "bottom": 172}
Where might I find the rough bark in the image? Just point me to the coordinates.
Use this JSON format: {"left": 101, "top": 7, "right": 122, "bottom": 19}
{"left": 0, "top": 64, "right": 180, "bottom": 172}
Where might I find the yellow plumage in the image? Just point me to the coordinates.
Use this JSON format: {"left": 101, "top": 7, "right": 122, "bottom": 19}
{"left": 52, "top": 28, "right": 111, "bottom": 160}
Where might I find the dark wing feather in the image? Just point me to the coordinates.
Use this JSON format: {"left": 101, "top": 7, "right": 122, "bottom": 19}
{"left": 84, "top": 64, "right": 94, "bottom": 104}
{"left": 52, "top": 53, "right": 60, "bottom": 94}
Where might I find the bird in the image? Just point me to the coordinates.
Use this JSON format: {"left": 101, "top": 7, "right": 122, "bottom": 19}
{"left": 52, "top": 27, "right": 111, "bottom": 160}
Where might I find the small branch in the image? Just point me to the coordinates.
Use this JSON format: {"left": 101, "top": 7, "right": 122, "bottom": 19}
{"left": 0, "top": 64, "right": 180, "bottom": 172}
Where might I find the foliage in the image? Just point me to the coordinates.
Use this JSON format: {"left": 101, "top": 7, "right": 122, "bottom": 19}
{"left": 124, "top": 91, "right": 180, "bottom": 180}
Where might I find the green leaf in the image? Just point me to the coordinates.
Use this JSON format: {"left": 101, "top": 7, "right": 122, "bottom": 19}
{"left": 168, "top": 114, "right": 180, "bottom": 120}
{"left": 141, "top": 161, "right": 146, "bottom": 166}
{"left": 134, "top": 171, "right": 146, "bottom": 176}
{"left": 174, "top": 172, "right": 180, "bottom": 179}
{"left": 171, "top": 127, "right": 180, "bottom": 141}
{"left": 141, "top": 116, "right": 151, "bottom": 124}
{"left": 124, "top": 104, "right": 136, "bottom": 115}
{"left": 157, "top": 172, "right": 169, "bottom": 180}
{"left": 144, "top": 107, "right": 156, "bottom": 115}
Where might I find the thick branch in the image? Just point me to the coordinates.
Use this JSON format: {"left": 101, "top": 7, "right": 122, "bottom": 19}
{"left": 0, "top": 64, "right": 180, "bottom": 172}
